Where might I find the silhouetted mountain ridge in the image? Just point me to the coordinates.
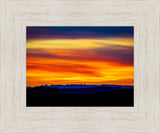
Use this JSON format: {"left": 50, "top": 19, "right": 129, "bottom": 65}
{"left": 59, "top": 86, "right": 122, "bottom": 94}
{"left": 27, "top": 84, "right": 133, "bottom": 95}
{"left": 27, "top": 84, "right": 133, "bottom": 89}
{"left": 27, "top": 85, "right": 134, "bottom": 106}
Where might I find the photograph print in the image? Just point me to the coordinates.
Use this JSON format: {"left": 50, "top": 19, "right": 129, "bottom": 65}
{"left": 26, "top": 26, "right": 134, "bottom": 106}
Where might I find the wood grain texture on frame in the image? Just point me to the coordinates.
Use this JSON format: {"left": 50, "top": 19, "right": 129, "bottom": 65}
{"left": 0, "top": 0, "right": 160, "bottom": 132}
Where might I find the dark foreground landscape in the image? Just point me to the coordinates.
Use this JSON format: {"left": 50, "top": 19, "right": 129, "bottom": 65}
{"left": 27, "top": 85, "right": 134, "bottom": 106}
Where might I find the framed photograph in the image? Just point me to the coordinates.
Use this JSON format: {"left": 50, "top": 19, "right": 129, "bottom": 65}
{"left": 26, "top": 26, "right": 134, "bottom": 107}
{"left": 0, "top": 0, "right": 159, "bottom": 132}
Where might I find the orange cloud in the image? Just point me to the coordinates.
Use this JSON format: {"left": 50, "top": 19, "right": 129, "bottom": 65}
{"left": 27, "top": 38, "right": 133, "bottom": 87}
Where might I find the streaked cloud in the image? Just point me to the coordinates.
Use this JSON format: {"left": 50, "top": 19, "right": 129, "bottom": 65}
{"left": 27, "top": 27, "right": 134, "bottom": 87}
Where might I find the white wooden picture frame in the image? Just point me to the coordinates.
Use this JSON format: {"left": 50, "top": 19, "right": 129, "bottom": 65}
{"left": 0, "top": 0, "right": 160, "bottom": 132}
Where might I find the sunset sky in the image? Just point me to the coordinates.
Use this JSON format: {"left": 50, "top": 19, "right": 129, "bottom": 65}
{"left": 27, "top": 27, "right": 134, "bottom": 87}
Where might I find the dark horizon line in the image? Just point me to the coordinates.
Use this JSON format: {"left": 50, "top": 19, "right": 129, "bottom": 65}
{"left": 27, "top": 84, "right": 134, "bottom": 88}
